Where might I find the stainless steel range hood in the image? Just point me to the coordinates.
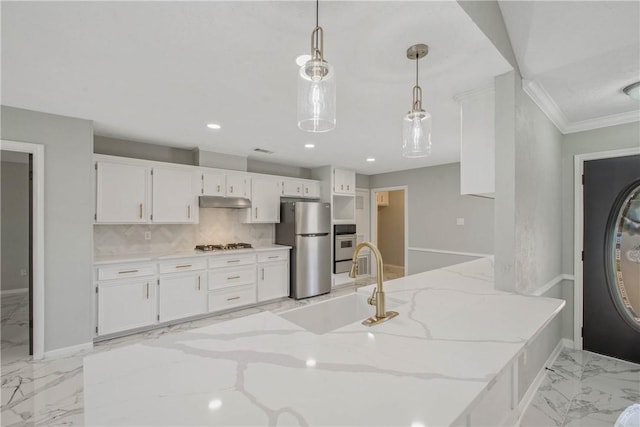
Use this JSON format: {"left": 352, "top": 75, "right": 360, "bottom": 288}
{"left": 199, "top": 196, "right": 251, "bottom": 209}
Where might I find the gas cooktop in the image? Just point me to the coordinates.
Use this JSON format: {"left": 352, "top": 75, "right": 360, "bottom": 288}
{"left": 195, "top": 243, "right": 253, "bottom": 252}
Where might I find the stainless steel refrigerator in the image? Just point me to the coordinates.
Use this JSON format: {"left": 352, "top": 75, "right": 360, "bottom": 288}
{"left": 276, "top": 201, "right": 331, "bottom": 299}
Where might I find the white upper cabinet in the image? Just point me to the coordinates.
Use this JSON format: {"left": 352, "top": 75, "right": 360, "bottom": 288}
{"left": 303, "top": 182, "right": 320, "bottom": 198}
{"left": 151, "top": 167, "right": 198, "bottom": 223}
{"left": 243, "top": 177, "right": 280, "bottom": 223}
{"left": 333, "top": 168, "right": 355, "bottom": 195}
{"left": 96, "top": 162, "right": 149, "bottom": 223}
{"left": 226, "top": 174, "right": 251, "bottom": 199}
{"left": 201, "top": 171, "right": 225, "bottom": 196}
{"left": 458, "top": 87, "right": 495, "bottom": 198}
{"left": 281, "top": 179, "right": 303, "bottom": 197}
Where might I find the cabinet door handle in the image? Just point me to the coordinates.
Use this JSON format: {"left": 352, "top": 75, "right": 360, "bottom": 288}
{"left": 297, "top": 187, "right": 300, "bottom": 193}
{"left": 305, "top": 187, "right": 308, "bottom": 194}
{"left": 255, "top": 207, "right": 258, "bottom": 219}
{"left": 119, "top": 269, "right": 139, "bottom": 274}
{"left": 198, "top": 276, "right": 201, "bottom": 290}
{"left": 227, "top": 259, "right": 240, "bottom": 263}
{"left": 230, "top": 185, "right": 234, "bottom": 193}
{"left": 139, "top": 203, "right": 143, "bottom": 219}
{"left": 146, "top": 283, "right": 150, "bottom": 299}
{"left": 261, "top": 268, "right": 264, "bottom": 281}
{"left": 175, "top": 264, "right": 192, "bottom": 269}
{"left": 227, "top": 275, "right": 241, "bottom": 280}
{"left": 227, "top": 296, "right": 240, "bottom": 301}
{"left": 341, "top": 184, "right": 344, "bottom": 190}
{"left": 187, "top": 205, "right": 191, "bottom": 219}
{"left": 268, "top": 255, "right": 279, "bottom": 259}
{"left": 347, "top": 185, "right": 350, "bottom": 191}
{"left": 216, "top": 184, "right": 220, "bottom": 193}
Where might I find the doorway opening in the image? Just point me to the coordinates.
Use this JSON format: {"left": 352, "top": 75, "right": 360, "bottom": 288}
{"left": 1, "top": 140, "right": 44, "bottom": 360}
{"left": 371, "top": 187, "right": 408, "bottom": 280}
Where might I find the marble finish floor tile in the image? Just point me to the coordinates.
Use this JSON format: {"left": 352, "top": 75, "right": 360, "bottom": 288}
{"left": 521, "top": 349, "right": 640, "bottom": 427}
{"left": 1, "top": 292, "right": 30, "bottom": 366}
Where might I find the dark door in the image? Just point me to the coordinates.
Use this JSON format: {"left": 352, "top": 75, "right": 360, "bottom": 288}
{"left": 583, "top": 154, "right": 640, "bottom": 364}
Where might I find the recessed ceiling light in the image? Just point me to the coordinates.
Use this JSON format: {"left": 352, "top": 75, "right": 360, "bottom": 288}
{"left": 623, "top": 82, "right": 640, "bottom": 101}
{"left": 304, "top": 143, "right": 315, "bottom": 148}
{"left": 208, "top": 399, "right": 222, "bottom": 411}
{"left": 366, "top": 157, "right": 376, "bottom": 162}
{"left": 306, "top": 358, "right": 317, "bottom": 367}
{"left": 207, "top": 123, "right": 221, "bottom": 129}
{"left": 296, "top": 54, "right": 311, "bottom": 67}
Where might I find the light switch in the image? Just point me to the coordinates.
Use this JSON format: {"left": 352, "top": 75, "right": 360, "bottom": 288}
{"left": 456, "top": 217, "right": 465, "bottom": 226}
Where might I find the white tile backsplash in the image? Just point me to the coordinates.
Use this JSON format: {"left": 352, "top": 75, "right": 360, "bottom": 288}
{"left": 94, "top": 208, "right": 274, "bottom": 256}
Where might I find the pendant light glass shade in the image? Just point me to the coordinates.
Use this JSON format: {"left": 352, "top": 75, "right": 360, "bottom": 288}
{"left": 402, "top": 44, "right": 431, "bottom": 158}
{"left": 297, "top": 1, "right": 335, "bottom": 133}
{"left": 402, "top": 110, "right": 432, "bottom": 158}
{"left": 298, "top": 58, "right": 336, "bottom": 132}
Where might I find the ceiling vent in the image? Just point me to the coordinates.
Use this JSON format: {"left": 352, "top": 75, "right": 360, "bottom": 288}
{"left": 253, "top": 148, "right": 274, "bottom": 154}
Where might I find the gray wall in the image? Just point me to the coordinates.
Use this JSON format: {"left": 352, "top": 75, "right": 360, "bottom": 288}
{"left": 369, "top": 163, "right": 494, "bottom": 273}
{"left": 377, "top": 190, "right": 404, "bottom": 267}
{"left": 1, "top": 157, "right": 30, "bottom": 292}
{"left": 1, "top": 106, "right": 94, "bottom": 352}
{"left": 355, "top": 173, "right": 370, "bottom": 189}
{"left": 561, "top": 122, "right": 640, "bottom": 274}
{"left": 247, "top": 159, "right": 311, "bottom": 179}
{"left": 95, "top": 135, "right": 194, "bottom": 165}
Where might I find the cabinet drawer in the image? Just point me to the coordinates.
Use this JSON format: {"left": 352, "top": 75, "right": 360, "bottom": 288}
{"left": 208, "top": 266, "right": 255, "bottom": 290}
{"left": 208, "top": 284, "right": 256, "bottom": 312}
{"left": 208, "top": 253, "right": 255, "bottom": 269}
{"left": 159, "top": 258, "right": 207, "bottom": 274}
{"left": 97, "top": 263, "right": 156, "bottom": 281}
{"left": 257, "top": 251, "right": 289, "bottom": 263}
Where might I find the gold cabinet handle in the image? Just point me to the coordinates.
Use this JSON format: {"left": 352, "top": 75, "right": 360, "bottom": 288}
{"left": 297, "top": 187, "right": 300, "bottom": 193}
{"left": 268, "top": 255, "right": 279, "bottom": 259}
{"left": 188, "top": 205, "right": 191, "bottom": 219}
{"left": 119, "top": 269, "right": 139, "bottom": 274}
{"left": 305, "top": 187, "right": 309, "bottom": 194}
{"left": 230, "top": 185, "right": 234, "bottom": 193}
{"left": 198, "top": 276, "right": 201, "bottom": 290}
{"left": 227, "top": 296, "right": 240, "bottom": 301}
{"left": 227, "top": 259, "right": 240, "bottom": 263}
{"left": 139, "top": 203, "right": 143, "bottom": 219}
{"left": 146, "top": 282, "right": 150, "bottom": 299}
{"left": 261, "top": 268, "right": 264, "bottom": 281}
{"left": 341, "top": 184, "right": 344, "bottom": 190}
{"left": 227, "top": 275, "right": 241, "bottom": 280}
{"left": 175, "top": 264, "right": 192, "bottom": 269}
{"left": 216, "top": 184, "right": 220, "bottom": 193}
{"left": 255, "top": 207, "right": 258, "bottom": 219}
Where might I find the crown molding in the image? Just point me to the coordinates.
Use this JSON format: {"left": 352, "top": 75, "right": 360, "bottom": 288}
{"left": 523, "top": 79, "right": 640, "bottom": 135}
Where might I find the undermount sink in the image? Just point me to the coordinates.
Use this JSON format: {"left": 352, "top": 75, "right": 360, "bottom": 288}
{"left": 279, "top": 292, "right": 404, "bottom": 335}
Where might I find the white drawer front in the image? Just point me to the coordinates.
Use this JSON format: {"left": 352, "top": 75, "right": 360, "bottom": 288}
{"left": 208, "top": 253, "right": 255, "bottom": 269}
{"left": 208, "top": 284, "right": 256, "bottom": 312}
{"left": 257, "top": 251, "right": 289, "bottom": 263}
{"left": 208, "top": 266, "right": 255, "bottom": 290}
{"left": 159, "top": 258, "right": 207, "bottom": 274}
{"left": 97, "top": 263, "right": 156, "bottom": 281}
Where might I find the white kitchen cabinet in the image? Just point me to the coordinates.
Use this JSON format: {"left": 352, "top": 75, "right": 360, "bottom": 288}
{"left": 458, "top": 87, "right": 495, "bottom": 198}
{"left": 333, "top": 168, "right": 355, "bottom": 195}
{"left": 257, "top": 251, "right": 289, "bottom": 302}
{"left": 151, "top": 167, "right": 198, "bottom": 223}
{"left": 201, "top": 171, "right": 225, "bottom": 196}
{"left": 281, "top": 179, "right": 303, "bottom": 197}
{"left": 158, "top": 271, "right": 207, "bottom": 322}
{"left": 242, "top": 178, "right": 280, "bottom": 223}
{"left": 97, "top": 278, "right": 157, "bottom": 336}
{"left": 95, "top": 162, "right": 149, "bottom": 223}
{"left": 226, "top": 174, "right": 251, "bottom": 199}
{"left": 303, "top": 182, "right": 320, "bottom": 198}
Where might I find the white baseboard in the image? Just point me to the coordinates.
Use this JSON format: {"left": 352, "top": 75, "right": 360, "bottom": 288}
{"left": 530, "top": 274, "right": 575, "bottom": 297}
{"left": 407, "top": 247, "right": 492, "bottom": 258}
{"left": 512, "top": 339, "right": 566, "bottom": 426}
{"left": 561, "top": 338, "right": 575, "bottom": 350}
{"left": 44, "top": 342, "right": 93, "bottom": 359}
{"left": 1, "top": 288, "right": 28, "bottom": 296}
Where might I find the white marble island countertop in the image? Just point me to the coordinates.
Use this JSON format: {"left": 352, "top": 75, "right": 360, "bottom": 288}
{"left": 83, "top": 258, "right": 564, "bottom": 426}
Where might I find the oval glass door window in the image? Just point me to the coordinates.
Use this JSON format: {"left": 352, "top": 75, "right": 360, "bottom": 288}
{"left": 608, "top": 181, "right": 640, "bottom": 331}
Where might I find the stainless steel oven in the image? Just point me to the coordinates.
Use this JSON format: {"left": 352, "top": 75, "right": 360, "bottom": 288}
{"left": 334, "top": 224, "right": 357, "bottom": 274}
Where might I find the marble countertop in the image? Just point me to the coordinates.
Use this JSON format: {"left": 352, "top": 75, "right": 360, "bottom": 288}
{"left": 83, "top": 257, "right": 565, "bottom": 426}
{"left": 93, "top": 244, "right": 292, "bottom": 265}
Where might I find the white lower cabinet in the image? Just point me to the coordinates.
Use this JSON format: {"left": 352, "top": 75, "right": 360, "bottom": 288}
{"left": 98, "top": 278, "right": 157, "bottom": 336}
{"left": 158, "top": 272, "right": 207, "bottom": 322}
{"left": 257, "top": 250, "right": 289, "bottom": 302}
{"left": 208, "top": 284, "right": 257, "bottom": 311}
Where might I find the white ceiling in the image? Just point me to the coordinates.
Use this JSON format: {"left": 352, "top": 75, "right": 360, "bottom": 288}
{"left": 1, "top": 1, "right": 512, "bottom": 174}
{"left": 498, "top": 1, "right": 640, "bottom": 133}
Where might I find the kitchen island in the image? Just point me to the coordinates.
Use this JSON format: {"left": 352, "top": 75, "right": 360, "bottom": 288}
{"left": 83, "top": 257, "right": 564, "bottom": 426}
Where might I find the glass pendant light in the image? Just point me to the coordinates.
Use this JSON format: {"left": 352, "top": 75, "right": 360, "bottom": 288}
{"left": 402, "top": 44, "right": 431, "bottom": 158}
{"left": 297, "top": 0, "right": 335, "bottom": 133}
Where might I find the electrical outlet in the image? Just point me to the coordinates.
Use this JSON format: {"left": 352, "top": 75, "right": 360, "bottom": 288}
{"left": 456, "top": 217, "right": 465, "bottom": 226}
{"left": 20, "top": 269, "right": 27, "bottom": 277}
{"left": 144, "top": 231, "right": 151, "bottom": 241}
